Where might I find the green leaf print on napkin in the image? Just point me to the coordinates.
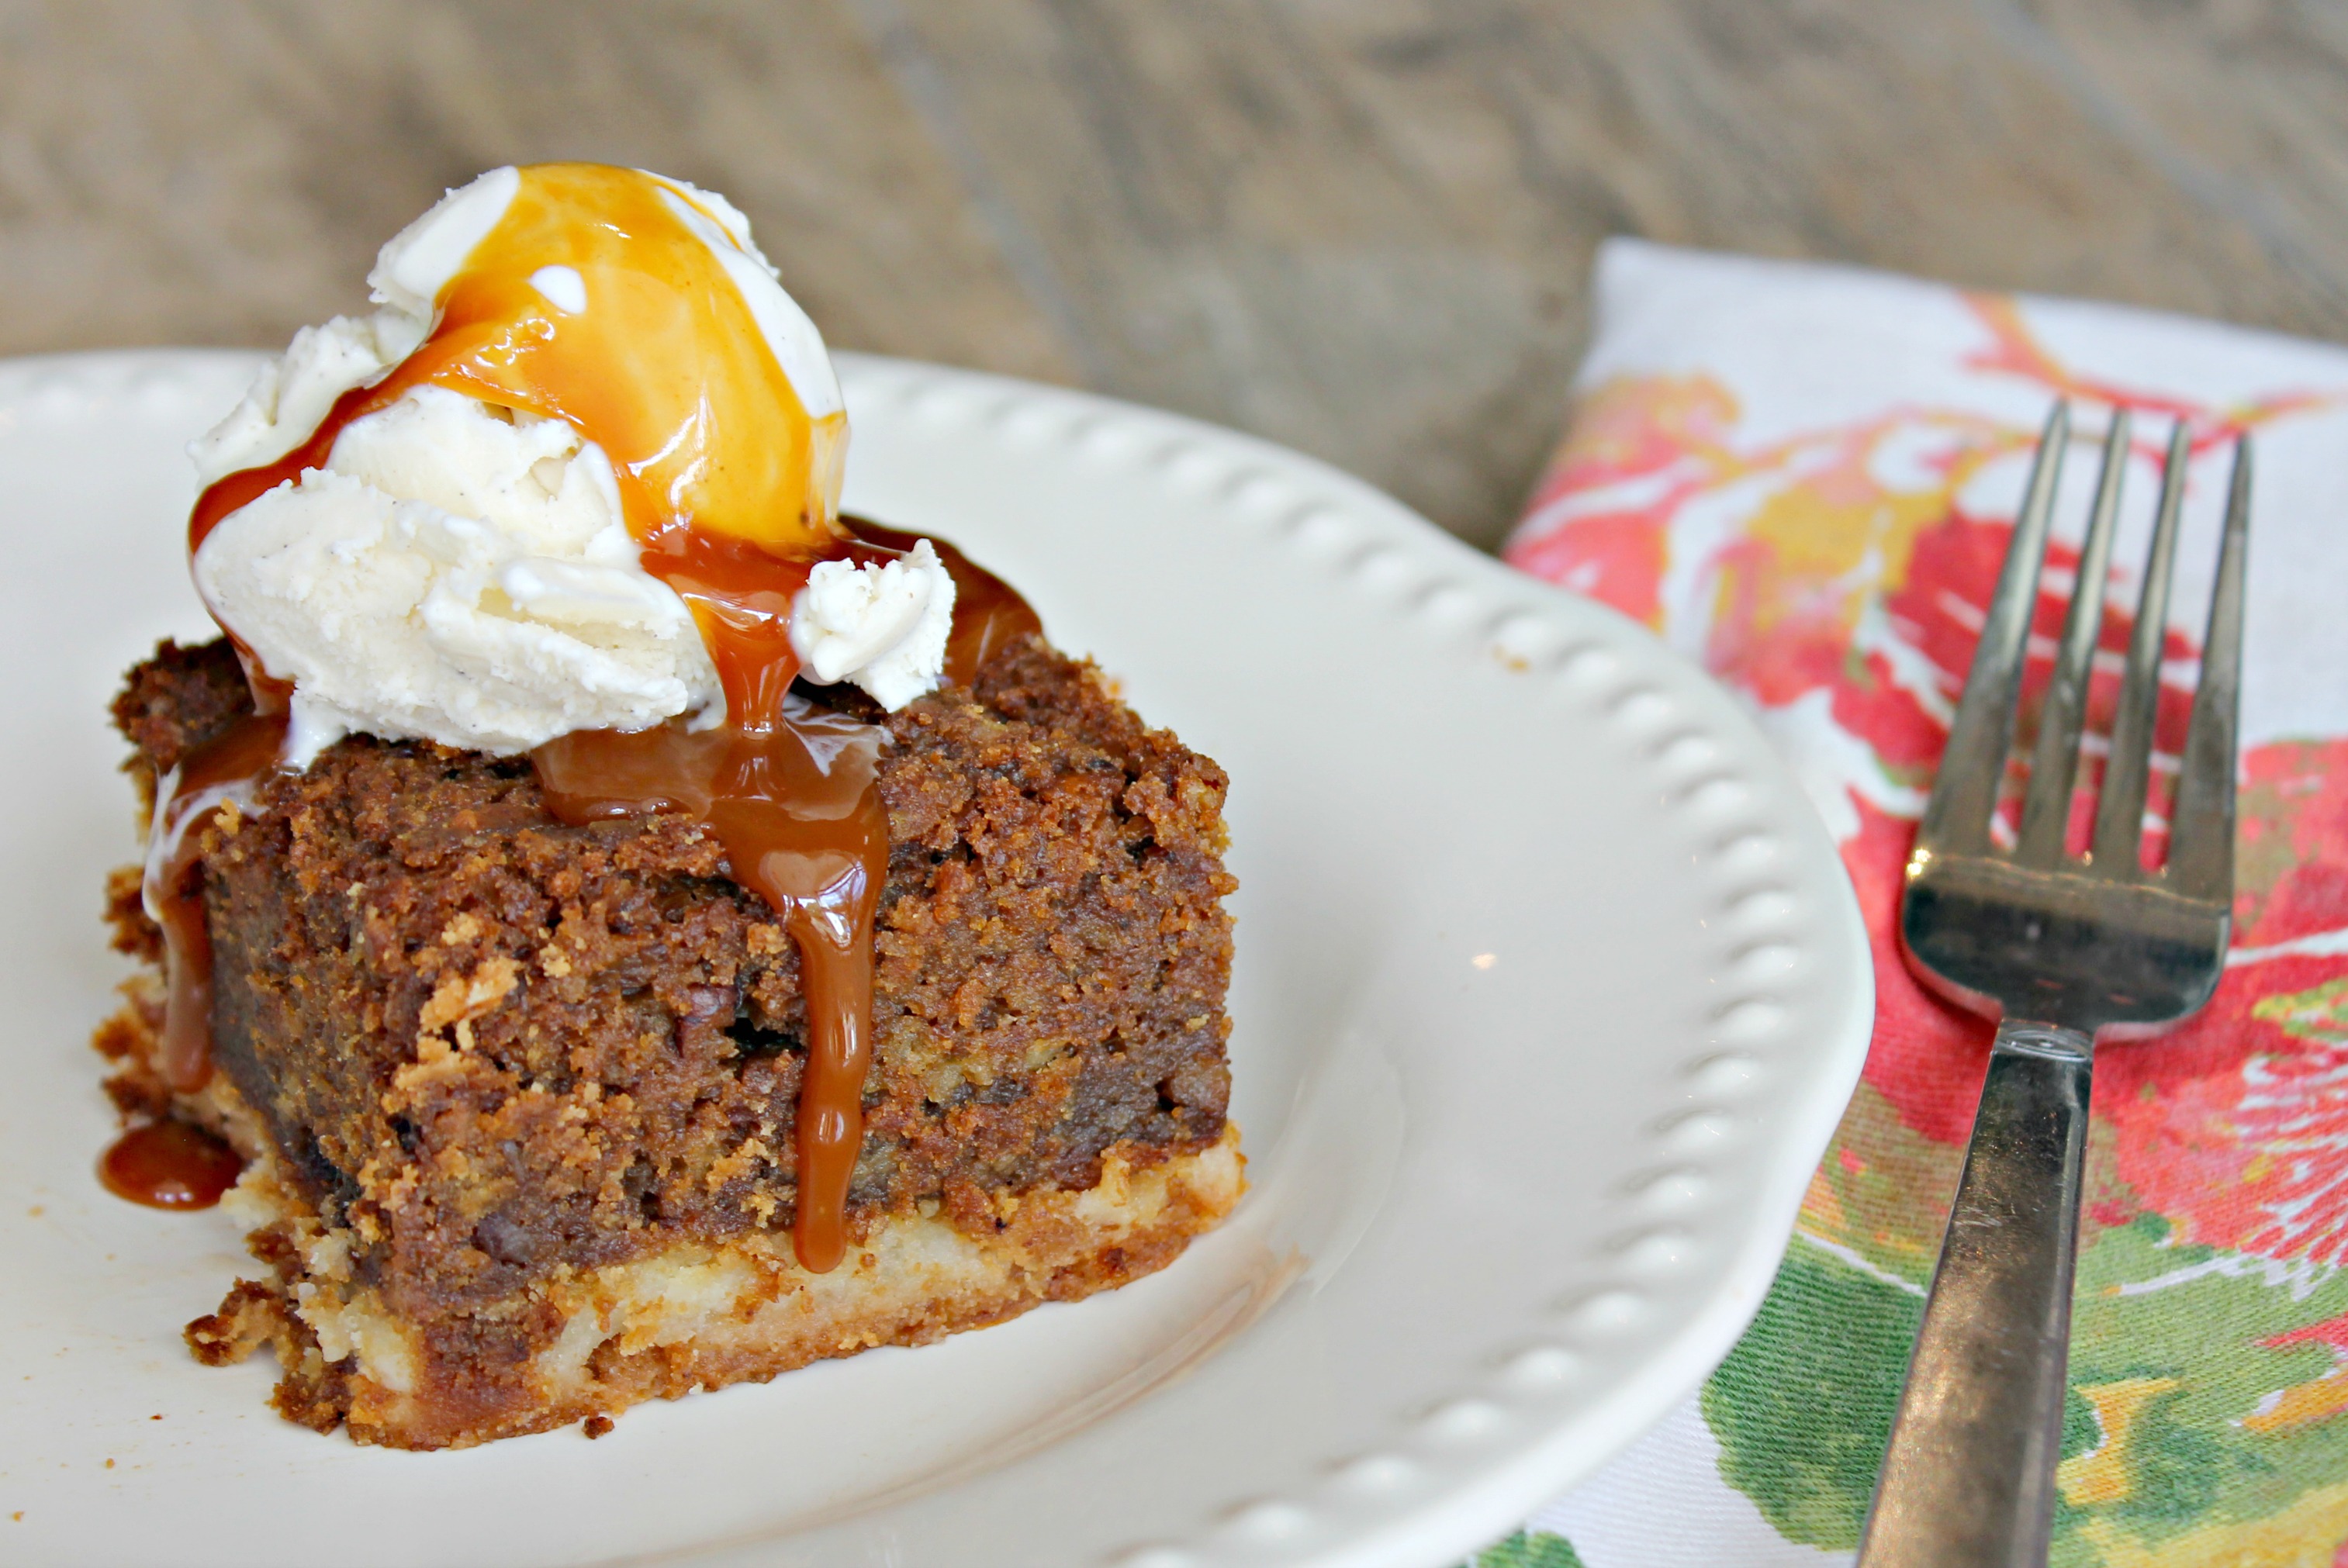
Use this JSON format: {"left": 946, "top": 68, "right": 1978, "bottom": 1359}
{"left": 2052, "top": 1211, "right": 2348, "bottom": 1565}
{"left": 1701, "top": 1239, "right": 1921, "bottom": 1548}
{"left": 2255, "top": 975, "right": 2348, "bottom": 1048}
{"left": 1702, "top": 1148, "right": 2348, "bottom": 1563}
{"left": 1469, "top": 1530, "right": 1586, "bottom": 1567}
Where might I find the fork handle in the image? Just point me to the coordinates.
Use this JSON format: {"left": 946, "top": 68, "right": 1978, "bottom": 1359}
{"left": 1856, "top": 1019, "right": 2094, "bottom": 1568}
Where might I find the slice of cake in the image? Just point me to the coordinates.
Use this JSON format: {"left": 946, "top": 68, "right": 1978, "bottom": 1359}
{"left": 92, "top": 164, "right": 1240, "bottom": 1449}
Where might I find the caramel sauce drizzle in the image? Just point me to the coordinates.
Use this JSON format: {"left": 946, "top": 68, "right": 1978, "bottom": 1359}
{"left": 531, "top": 523, "right": 1034, "bottom": 1269}
{"left": 157, "top": 166, "right": 1037, "bottom": 1276}
{"left": 99, "top": 1120, "right": 245, "bottom": 1211}
{"left": 142, "top": 710, "right": 289, "bottom": 1094}
{"left": 190, "top": 164, "right": 842, "bottom": 561}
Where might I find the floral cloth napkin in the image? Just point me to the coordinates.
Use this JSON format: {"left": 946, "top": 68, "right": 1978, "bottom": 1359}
{"left": 1474, "top": 240, "right": 2348, "bottom": 1568}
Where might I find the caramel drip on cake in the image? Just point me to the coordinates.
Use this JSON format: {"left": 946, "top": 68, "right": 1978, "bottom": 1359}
{"left": 143, "top": 710, "right": 289, "bottom": 1093}
{"left": 531, "top": 521, "right": 1035, "bottom": 1267}
{"left": 178, "top": 167, "right": 1038, "bottom": 1273}
{"left": 533, "top": 525, "right": 885, "bottom": 1274}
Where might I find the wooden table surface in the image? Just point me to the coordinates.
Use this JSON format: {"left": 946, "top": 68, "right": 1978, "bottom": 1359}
{"left": 5, "top": 0, "right": 2343, "bottom": 547}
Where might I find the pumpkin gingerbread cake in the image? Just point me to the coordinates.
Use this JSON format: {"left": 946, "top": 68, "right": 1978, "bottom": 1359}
{"left": 91, "top": 164, "right": 1240, "bottom": 1449}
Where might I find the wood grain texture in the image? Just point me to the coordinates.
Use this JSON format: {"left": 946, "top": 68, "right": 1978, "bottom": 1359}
{"left": 2, "top": 0, "right": 2343, "bottom": 545}
{"left": 0, "top": 3, "right": 1073, "bottom": 379}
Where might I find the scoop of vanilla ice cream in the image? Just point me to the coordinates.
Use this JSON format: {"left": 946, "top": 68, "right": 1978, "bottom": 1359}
{"left": 191, "top": 311, "right": 426, "bottom": 488}
{"left": 790, "top": 541, "right": 956, "bottom": 710}
{"left": 188, "top": 166, "right": 949, "bottom": 764}
{"left": 196, "top": 386, "right": 724, "bottom": 764}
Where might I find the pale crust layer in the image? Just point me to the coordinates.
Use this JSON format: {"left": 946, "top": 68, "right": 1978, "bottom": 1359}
{"left": 182, "top": 1085, "right": 1243, "bottom": 1450}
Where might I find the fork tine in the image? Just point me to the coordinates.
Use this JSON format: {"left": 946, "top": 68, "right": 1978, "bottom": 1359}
{"left": 1917, "top": 399, "right": 2070, "bottom": 858}
{"left": 2091, "top": 420, "right": 2192, "bottom": 876}
{"left": 2017, "top": 409, "right": 2130, "bottom": 864}
{"left": 2166, "top": 437, "right": 2251, "bottom": 902}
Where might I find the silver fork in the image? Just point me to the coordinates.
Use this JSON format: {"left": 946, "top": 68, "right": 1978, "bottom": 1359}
{"left": 1855, "top": 402, "right": 2251, "bottom": 1568}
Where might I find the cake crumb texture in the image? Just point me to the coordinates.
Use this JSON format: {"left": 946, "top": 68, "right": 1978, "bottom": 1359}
{"left": 105, "top": 632, "right": 1239, "bottom": 1447}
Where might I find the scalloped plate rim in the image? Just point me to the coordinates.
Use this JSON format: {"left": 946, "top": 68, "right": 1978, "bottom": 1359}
{"left": 0, "top": 347, "right": 1872, "bottom": 1568}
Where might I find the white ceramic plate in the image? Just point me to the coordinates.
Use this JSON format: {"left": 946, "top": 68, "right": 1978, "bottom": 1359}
{"left": 0, "top": 351, "right": 1870, "bottom": 1568}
